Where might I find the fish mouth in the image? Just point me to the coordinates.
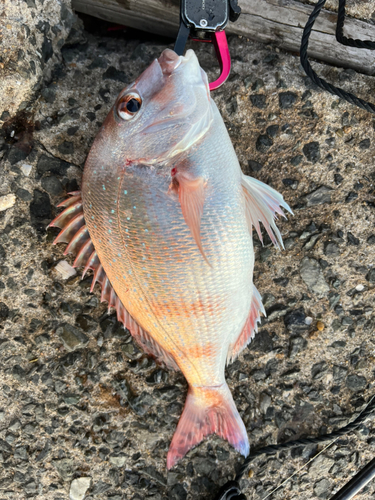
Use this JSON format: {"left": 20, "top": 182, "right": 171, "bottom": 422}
{"left": 157, "top": 49, "right": 203, "bottom": 81}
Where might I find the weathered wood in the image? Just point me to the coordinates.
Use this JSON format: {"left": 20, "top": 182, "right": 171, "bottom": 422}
{"left": 72, "top": 0, "right": 375, "bottom": 75}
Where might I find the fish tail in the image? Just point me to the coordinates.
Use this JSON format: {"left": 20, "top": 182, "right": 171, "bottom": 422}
{"left": 167, "top": 383, "right": 249, "bottom": 469}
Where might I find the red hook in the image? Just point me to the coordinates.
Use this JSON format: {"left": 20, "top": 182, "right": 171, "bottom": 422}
{"left": 209, "top": 31, "right": 231, "bottom": 91}
{"left": 190, "top": 31, "right": 231, "bottom": 91}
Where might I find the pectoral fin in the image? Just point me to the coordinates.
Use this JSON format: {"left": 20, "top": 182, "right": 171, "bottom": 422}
{"left": 241, "top": 174, "right": 292, "bottom": 249}
{"left": 176, "top": 173, "right": 209, "bottom": 264}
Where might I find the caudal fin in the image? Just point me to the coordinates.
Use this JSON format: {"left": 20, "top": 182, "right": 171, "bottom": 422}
{"left": 167, "top": 383, "right": 249, "bottom": 469}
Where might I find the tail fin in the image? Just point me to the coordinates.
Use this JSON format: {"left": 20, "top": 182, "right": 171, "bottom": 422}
{"left": 167, "top": 383, "right": 249, "bottom": 469}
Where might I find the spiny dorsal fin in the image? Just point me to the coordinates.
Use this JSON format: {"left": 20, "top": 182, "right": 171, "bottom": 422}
{"left": 176, "top": 173, "right": 209, "bottom": 265}
{"left": 241, "top": 174, "right": 292, "bottom": 249}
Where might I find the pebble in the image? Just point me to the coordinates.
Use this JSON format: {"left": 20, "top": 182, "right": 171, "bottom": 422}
{"left": 305, "top": 186, "right": 332, "bottom": 206}
{"left": 0, "top": 194, "right": 16, "bottom": 211}
{"left": 303, "top": 141, "right": 320, "bottom": 163}
{"left": 256, "top": 134, "right": 273, "bottom": 152}
{"left": 21, "top": 163, "right": 33, "bottom": 176}
{"left": 55, "top": 260, "right": 77, "bottom": 279}
{"left": 57, "top": 323, "right": 89, "bottom": 350}
{"left": 248, "top": 159, "right": 263, "bottom": 172}
{"left": 69, "top": 477, "right": 92, "bottom": 500}
{"left": 300, "top": 257, "right": 330, "bottom": 295}
{"left": 305, "top": 316, "right": 313, "bottom": 325}
{"left": 355, "top": 284, "right": 365, "bottom": 291}
{"left": 279, "top": 91, "right": 298, "bottom": 109}
{"left": 41, "top": 175, "right": 63, "bottom": 195}
{"left": 346, "top": 374, "right": 367, "bottom": 391}
{"left": 316, "top": 321, "right": 324, "bottom": 331}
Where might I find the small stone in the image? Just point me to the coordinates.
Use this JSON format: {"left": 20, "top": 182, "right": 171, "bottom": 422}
{"left": 21, "top": 164, "right": 33, "bottom": 176}
{"left": 290, "top": 155, "right": 303, "bottom": 166}
{"left": 248, "top": 160, "right": 263, "bottom": 172}
{"left": 289, "top": 336, "right": 308, "bottom": 356}
{"left": 279, "top": 91, "right": 298, "bottom": 109}
{"left": 266, "top": 124, "right": 279, "bottom": 137}
{"left": 358, "top": 138, "right": 370, "bottom": 150}
{"left": 305, "top": 186, "right": 332, "bottom": 206}
{"left": 30, "top": 189, "right": 51, "bottom": 221}
{"left": 57, "top": 323, "right": 89, "bottom": 350}
{"left": 41, "top": 175, "right": 63, "bottom": 196}
{"left": 0, "top": 194, "right": 16, "bottom": 211}
{"left": 7, "top": 146, "right": 29, "bottom": 165}
{"left": 37, "top": 154, "right": 70, "bottom": 176}
{"left": 250, "top": 94, "right": 267, "bottom": 109}
{"left": 316, "top": 321, "right": 324, "bottom": 331}
{"left": 347, "top": 232, "right": 360, "bottom": 246}
{"left": 305, "top": 316, "right": 313, "bottom": 325}
{"left": 41, "top": 86, "right": 56, "bottom": 103}
{"left": 346, "top": 374, "right": 367, "bottom": 391}
{"left": 282, "top": 178, "right": 299, "bottom": 190}
{"left": 334, "top": 173, "right": 343, "bottom": 184}
{"left": 312, "top": 361, "right": 328, "bottom": 379}
{"left": 69, "top": 477, "right": 91, "bottom": 500}
{"left": 355, "top": 284, "right": 365, "bottom": 291}
{"left": 303, "top": 142, "right": 320, "bottom": 163}
{"left": 109, "top": 455, "right": 127, "bottom": 467}
{"left": 300, "top": 257, "right": 330, "bottom": 296}
{"left": 55, "top": 260, "right": 77, "bottom": 279}
{"left": 313, "top": 478, "right": 331, "bottom": 498}
{"left": 16, "top": 188, "right": 32, "bottom": 201}
{"left": 58, "top": 141, "right": 74, "bottom": 155}
{"left": 324, "top": 242, "right": 340, "bottom": 257}
{"left": 345, "top": 191, "right": 358, "bottom": 202}
{"left": 366, "top": 269, "right": 375, "bottom": 283}
{"left": 0, "top": 302, "right": 9, "bottom": 321}
{"left": 67, "top": 126, "right": 79, "bottom": 136}
{"left": 256, "top": 134, "right": 273, "bottom": 153}
{"left": 103, "top": 66, "right": 127, "bottom": 83}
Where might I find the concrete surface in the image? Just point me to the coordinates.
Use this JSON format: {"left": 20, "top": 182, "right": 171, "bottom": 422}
{"left": 0, "top": 2, "right": 375, "bottom": 500}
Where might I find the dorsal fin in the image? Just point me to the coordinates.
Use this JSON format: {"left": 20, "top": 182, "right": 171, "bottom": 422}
{"left": 241, "top": 174, "right": 292, "bottom": 249}
{"left": 50, "top": 192, "right": 179, "bottom": 371}
{"left": 176, "top": 173, "right": 209, "bottom": 264}
{"left": 227, "top": 285, "right": 265, "bottom": 364}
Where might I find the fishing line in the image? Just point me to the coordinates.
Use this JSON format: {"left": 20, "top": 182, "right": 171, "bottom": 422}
{"left": 214, "top": 394, "right": 375, "bottom": 499}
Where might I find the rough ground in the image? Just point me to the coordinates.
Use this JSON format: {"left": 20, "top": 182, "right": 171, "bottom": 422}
{"left": 1, "top": 4, "right": 375, "bottom": 500}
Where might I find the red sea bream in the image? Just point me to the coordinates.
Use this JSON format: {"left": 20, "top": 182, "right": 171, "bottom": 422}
{"left": 49, "top": 49, "right": 291, "bottom": 468}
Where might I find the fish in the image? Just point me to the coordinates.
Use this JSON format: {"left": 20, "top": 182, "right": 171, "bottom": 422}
{"left": 49, "top": 48, "right": 292, "bottom": 469}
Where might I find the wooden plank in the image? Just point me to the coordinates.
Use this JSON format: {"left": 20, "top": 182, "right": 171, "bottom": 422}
{"left": 72, "top": 0, "right": 375, "bottom": 75}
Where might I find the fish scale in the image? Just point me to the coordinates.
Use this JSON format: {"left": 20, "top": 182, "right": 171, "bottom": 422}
{"left": 50, "top": 48, "right": 291, "bottom": 469}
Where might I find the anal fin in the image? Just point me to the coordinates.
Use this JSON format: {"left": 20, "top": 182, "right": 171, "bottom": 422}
{"left": 227, "top": 285, "right": 265, "bottom": 364}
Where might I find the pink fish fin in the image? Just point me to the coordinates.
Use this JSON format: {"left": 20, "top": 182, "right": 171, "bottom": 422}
{"left": 176, "top": 173, "right": 209, "bottom": 265}
{"left": 227, "top": 286, "right": 265, "bottom": 364}
{"left": 241, "top": 174, "right": 293, "bottom": 249}
{"left": 167, "top": 383, "right": 249, "bottom": 469}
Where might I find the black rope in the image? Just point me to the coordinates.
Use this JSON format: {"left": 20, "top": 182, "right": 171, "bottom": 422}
{"left": 336, "top": 0, "right": 375, "bottom": 49}
{"left": 300, "top": 0, "right": 375, "bottom": 114}
{"left": 214, "top": 394, "right": 375, "bottom": 499}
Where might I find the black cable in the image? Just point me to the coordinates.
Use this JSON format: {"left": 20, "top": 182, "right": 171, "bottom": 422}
{"left": 214, "top": 394, "right": 375, "bottom": 499}
{"left": 300, "top": 0, "right": 375, "bottom": 114}
{"left": 336, "top": 0, "right": 375, "bottom": 49}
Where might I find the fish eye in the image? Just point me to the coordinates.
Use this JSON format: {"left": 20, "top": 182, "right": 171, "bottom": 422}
{"left": 117, "top": 92, "right": 142, "bottom": 121}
